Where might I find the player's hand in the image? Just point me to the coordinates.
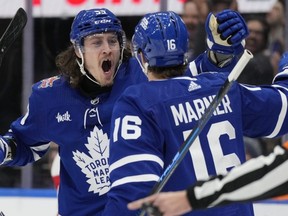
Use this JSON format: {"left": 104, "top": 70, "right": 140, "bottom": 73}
{"left": 206, "top": 9, "right": 249, "bottom": 55}
{"left": 278, "top": 51, "right": 288, "bottom": 72}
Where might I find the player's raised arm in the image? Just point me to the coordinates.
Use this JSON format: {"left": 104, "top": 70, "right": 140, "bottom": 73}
{"left": 188, "top": 9, "right": 249, "bottom": 76}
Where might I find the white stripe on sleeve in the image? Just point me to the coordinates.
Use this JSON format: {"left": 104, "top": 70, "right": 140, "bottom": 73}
{"left": 111, "top": 174, "right": 159, "bottom": 188}
{"left": 109, "top": 154, "right": 164, "bottom": 174}
{"left": 266, "top": 90, "right": 287, "bottom": 138}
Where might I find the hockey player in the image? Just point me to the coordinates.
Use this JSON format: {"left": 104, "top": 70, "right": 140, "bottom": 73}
{"left": 0, "top": 8, "right": 147, "bottom": 216}
{"left": 0, "top": 8, "right": 248, "bottom": 216}
{"left": 103, "top": 11, "right": 288, "bottom": 216}
{"left": 128, "top": 52, "right": 288, "bottom": 215}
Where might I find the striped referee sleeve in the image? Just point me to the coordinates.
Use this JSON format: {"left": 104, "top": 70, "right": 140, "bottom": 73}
{"left": 187, "top": 145, "right": 288, "bottom": 209}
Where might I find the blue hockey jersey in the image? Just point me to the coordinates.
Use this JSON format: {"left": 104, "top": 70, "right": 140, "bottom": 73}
{"left": 185, "top": 51, "right": 238, "bottom": 76}
{"left": 104, "top": 70, "right": 288, "bottom": 216}
{"left": 2, "top": 58, "right": 147, "bottom": 216}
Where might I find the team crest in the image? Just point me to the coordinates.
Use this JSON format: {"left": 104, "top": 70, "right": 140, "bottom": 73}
{"left": 72, "top": 126, "right": 110, "bottom": 195}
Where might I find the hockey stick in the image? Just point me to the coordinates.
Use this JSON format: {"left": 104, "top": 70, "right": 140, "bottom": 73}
{"left": 139, "top": 49, "right": 253, "bottom": 216}
{"left": 0, "top": 8, "right": 27, "bottom": 66}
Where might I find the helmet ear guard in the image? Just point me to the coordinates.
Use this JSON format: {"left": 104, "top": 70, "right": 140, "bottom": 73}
{"left": 132, "top": 11, "right": 189, "bottom": 68}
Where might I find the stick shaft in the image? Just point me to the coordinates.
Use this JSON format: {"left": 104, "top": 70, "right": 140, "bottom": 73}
{"left": 0, "top": 8, "right": 27, "bottom": 66}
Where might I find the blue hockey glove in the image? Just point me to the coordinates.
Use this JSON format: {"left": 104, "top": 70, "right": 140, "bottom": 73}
{"left": 206, "top": 9, "right": 249, "bottom": 56}
{"left": 278, "top": 51, "right": 288, "bottom": 72}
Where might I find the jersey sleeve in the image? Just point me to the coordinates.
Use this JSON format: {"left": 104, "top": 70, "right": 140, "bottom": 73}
{"left": 187, "top": 145, "right": 288, "bottom": 209}
{"left": 2, "top": 83, "right": 50, "bottom": 166}
{"left": 240, "top": 70, "right": 288, "bottom": 138}
{"left": 103, "top": 90, "right": 164, "bottom": 216}
{"left": 185, "top": 51, "right": 240, "bottom": 77}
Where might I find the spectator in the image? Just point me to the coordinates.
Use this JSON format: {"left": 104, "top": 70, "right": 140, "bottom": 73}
{"left": 266, "top": 0, "right": 285, "bottom": 76}
{"left": 266, "top": 0, "right": 285, "bottom": 56}
{"left": 194, "top": 0, "right": 209, "bottom": 23}
{"left": 207, "top": 0, "right": 238, "bottom": 13}
{"left": 239, "top": 16, "right": 274, "bottom": 85}
{"left": 182, "top": 0, "right": 239, "bottom": 62}
{"left": 182, "top": 0, "right": 206, "bottom": 61}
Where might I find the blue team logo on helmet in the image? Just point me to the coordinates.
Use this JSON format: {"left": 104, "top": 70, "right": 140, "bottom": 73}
{"left": 70, "top": 8, "right": 125, "bottom": 48}
{"left": 132, "top": 11, "right": 189, "bottom": 67}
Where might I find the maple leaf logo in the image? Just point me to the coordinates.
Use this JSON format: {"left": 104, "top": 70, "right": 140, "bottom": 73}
{"left": 72, "top": 126, "right": 110, "bottom": 195}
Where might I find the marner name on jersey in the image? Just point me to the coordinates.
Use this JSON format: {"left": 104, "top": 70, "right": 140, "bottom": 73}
{"left": 170, "top": 95, "right": 232, "bottom": 126}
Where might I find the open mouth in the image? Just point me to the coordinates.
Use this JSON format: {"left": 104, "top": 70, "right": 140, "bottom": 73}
{"left": 102, "top": 60, "right": 112, "bottom": 72}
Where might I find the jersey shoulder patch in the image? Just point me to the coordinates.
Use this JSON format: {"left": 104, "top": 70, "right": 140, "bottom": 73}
{"left": 38, "top": 76, "right": 61, "bottom": 89}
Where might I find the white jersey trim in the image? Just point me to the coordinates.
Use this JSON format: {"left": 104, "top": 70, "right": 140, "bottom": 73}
{"left": 30, "top": 143, "right": 50, "bottom": 161}
{"left": 266, "top": 90, "right": 287, "bottom": 138}
{"left": 111, "top": 174, "right": 159, "bottom": 188}
{"left": 188, "top": 61, "right": 199, "bottom": 76}
{"left": 109, "top": 154, "right": 164, "bottom": 174}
